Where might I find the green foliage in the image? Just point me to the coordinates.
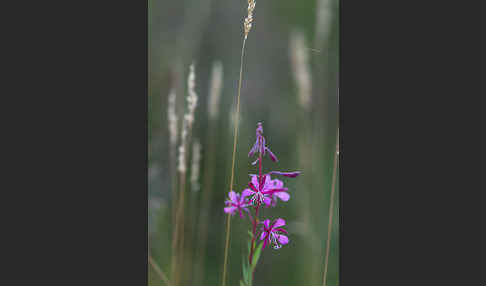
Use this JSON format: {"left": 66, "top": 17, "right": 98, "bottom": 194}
{"left": 240, "top": 235, "right": 264, "bottom": 286}
{"left": 241, "top": 256, "right": 250, "bottom": 286}
{"left": 251, "top": 241, "right": 263, "bottom": 269}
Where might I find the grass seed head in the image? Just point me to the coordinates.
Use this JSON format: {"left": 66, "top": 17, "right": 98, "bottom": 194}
{"left": 244, "top": 0, "right": 256, "bottom": 39}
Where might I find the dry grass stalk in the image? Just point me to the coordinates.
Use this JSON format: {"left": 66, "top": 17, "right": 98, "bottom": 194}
{"left": 177, "top": 120, "right": 188, "bottom": 174}
{"left": 172, "top": 63, "right": 198, "bottom": 286}
{"left": 322, "top": 131, "right": 339, "bottom": 286}
{"left": 168, "top": 88, "right": 179, "bottom": 223}
{"left": 185, "top": 63, "right": 198, "bottom": 128}
{"left": 222, "top": 2, "right": 256, "bottom": 284}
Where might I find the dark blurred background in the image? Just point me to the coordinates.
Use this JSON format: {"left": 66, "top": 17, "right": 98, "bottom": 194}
{"left": 149, "top": 0, "right": 339, "bottom": 285}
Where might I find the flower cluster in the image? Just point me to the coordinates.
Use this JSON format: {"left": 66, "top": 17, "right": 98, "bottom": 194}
{"left": 224, "top": 122, "right": 300, "bottom": 250}
{"left": 224, "top": 190, "right": 250, "bottom": 219}
{"left": 260, "top": 218, "right": 289, "bottom": 250}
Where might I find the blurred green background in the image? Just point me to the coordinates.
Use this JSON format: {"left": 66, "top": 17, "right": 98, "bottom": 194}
{"left": 148, "top": 0, "right": 339, "bottom": 285}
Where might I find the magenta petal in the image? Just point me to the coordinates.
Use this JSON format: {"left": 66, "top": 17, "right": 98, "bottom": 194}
{"left": 263, "top": 219, "right": 270, "bottom": 228}
{"left": 248, "top": 182, "right": 258, "bottom": 193}
{"left": 277, "top": 234, "right": 289, "bottom": 245}
{"left": 260, "top": 137, "right": 266, "bottom": 155}
{"left": 266, "top": 147, "right": 278, "bottom": 162}
{"left": 273, "top": 218, "right": 286, "bottom": 228}
{"left": 224, "top": 206, "right": 236, "bottom": 214}
{"left": 268, "top": 171, "right": 301, "bottom": 178}
{"left": 228, "top": 191, "right": 237, "bottom": 202}
{"left": 262, "top": 188, "right": 288, "bottom": 195}
{"left": 264, "top": 175, "right": 272, "bottom": 188}
{"left": 263, "top": 196, "right": 272, "bottom": 206}
{"left": 260, "top": 174, "right": 267, "bottom": 189}
{"left": 274, "top": 228, "right": 288, "bottom": 234}
{"left": 262, "top": 238, "right": 268, "bottom": 250}
{"left": 251, "top": 175, "right": 259, "bottom": 189}
{"left": 242, "top": 189, "right": 253, "bottom": 198}
{"left": 275, "top": 191, "right": 290, "bottom": 201}
{"left": 270, "top": 196, "right": 278, "bottom": 207}
{"left": 271, "top": 179, "right": 284, "bottom": 188}
{"left": 260, "top": 231, "right": 267, "bottom": 241}
{"left": 256, "top": 122, "right": 263, "bottom": 134}
{"left": 248, "top": 141, "right": 258, "bottom": 157}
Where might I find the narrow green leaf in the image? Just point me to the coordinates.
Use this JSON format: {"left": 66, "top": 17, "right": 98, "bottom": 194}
{"left": 251, "top": 242, "right": 263, "bottom": 269}
{"left": 242, "top": 256, "right": 248, "bottom": 281}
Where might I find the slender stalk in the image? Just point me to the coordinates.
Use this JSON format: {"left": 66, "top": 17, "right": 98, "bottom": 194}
{"left": 222, "top": 36, "right": 247, "bottom": 286}
{"left": 248, "top": 201, "right": 260, "bottom": 265}
{"left": 249, "top": 201, "right": 260, "bottom": 283}
{"left": 149, "top": 256, "right": 171, "bottom": 286}
{"left": 322, "top": 131, "right": 339, "bottom": 286}
{"left": 249, "top": 141, "right": 263, "bottom": 286}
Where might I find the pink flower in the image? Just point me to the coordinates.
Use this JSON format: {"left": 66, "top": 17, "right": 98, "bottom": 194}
{"left": 267, "top": 177, "right": 285, "bottom": 207}
{"left": 260, "top": 218, "right": 289, "bottom": 249}
{"left": 242, "top": 174, "right": 290, "bottom": 206}
{"left": 224, "top": 191, "right": 250, "bottom": 218}
{"left": 248, "top": 122, "right": 278, "bottom": 162}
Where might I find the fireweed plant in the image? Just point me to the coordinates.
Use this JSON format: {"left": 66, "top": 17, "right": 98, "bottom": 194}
{"left": 223, "top": 122, "right": 300, "bottom": 285}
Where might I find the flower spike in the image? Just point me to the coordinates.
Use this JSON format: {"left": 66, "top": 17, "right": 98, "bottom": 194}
{"left": 248, "top": 122, "right": 278, "bottom": 163}
{"left": 223, "top": 122, "right": 300, "bottom": 280}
